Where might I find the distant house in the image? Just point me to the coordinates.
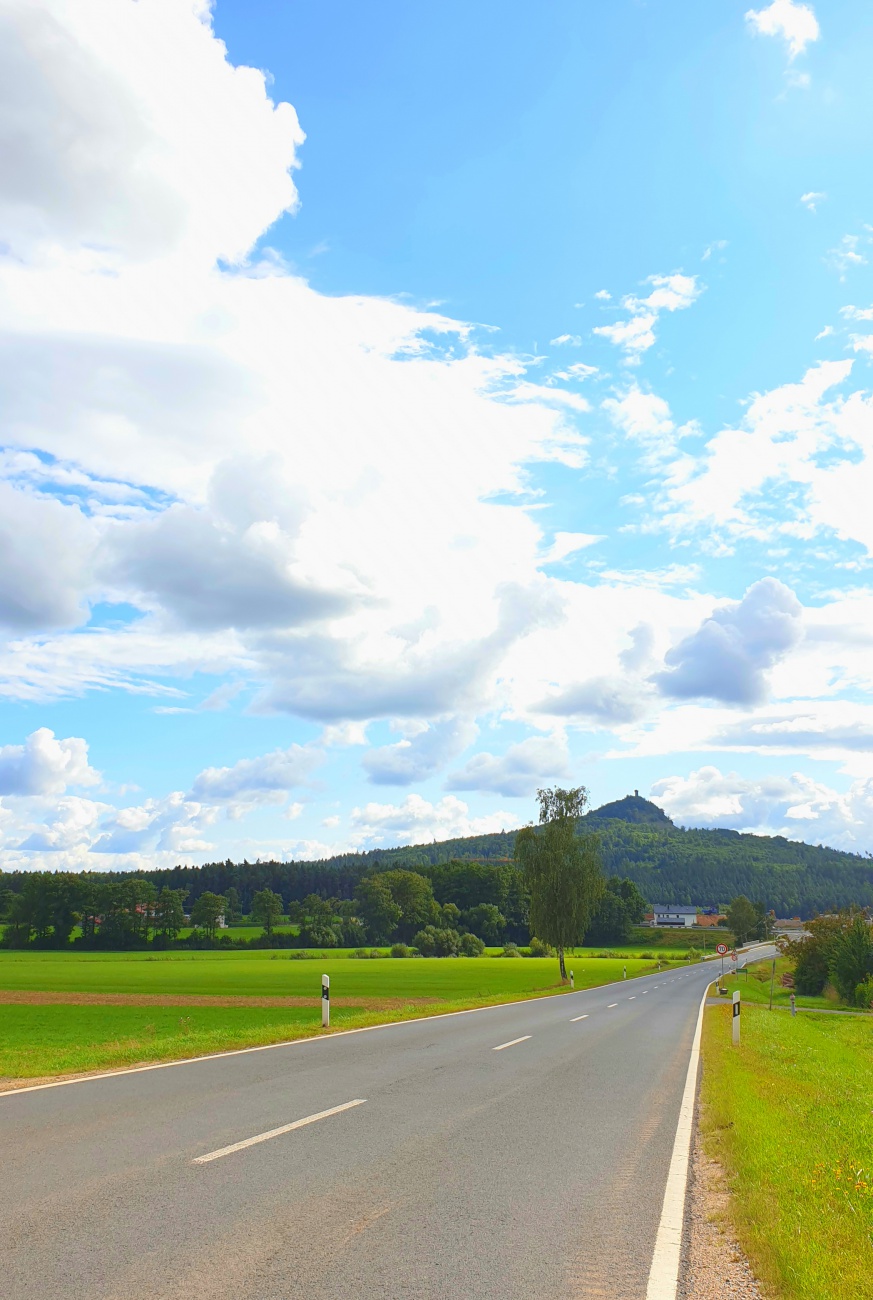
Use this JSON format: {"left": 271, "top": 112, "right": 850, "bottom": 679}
{"left": 695, "top": 913, "right": 726, "bottom": 928}
{"left": 650, "top": 905, "right": 697, "bottom": 929}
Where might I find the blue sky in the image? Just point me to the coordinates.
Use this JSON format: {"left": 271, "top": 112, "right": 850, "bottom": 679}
{"left": 3, "top": 0, "right": 873, "bottom": 868}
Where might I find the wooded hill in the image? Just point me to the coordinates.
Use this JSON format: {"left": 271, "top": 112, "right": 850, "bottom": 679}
{"left": 2, "top": 795, "right": 871, "bottom": 918}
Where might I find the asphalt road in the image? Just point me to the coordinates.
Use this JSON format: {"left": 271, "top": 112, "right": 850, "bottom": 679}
{"left": 0, "top": 953, "right": 772, "bottom": 1300}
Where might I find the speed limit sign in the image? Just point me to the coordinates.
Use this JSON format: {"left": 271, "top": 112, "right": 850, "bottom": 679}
{"left": 716, "top": 943, "right": 728, "bottom": 956}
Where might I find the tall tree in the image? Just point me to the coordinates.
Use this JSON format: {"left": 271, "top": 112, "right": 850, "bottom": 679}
{"left": 190, "top": 891, "right": 227, "bottom": 941}
{"left": 726, "top": 895, "right": 759, "bottom": 945}
{"left": 515, "top": 786, "right": 604, "bottom": 981}
{"left": 251, "top": 888, "right": 283, "bottom": 938}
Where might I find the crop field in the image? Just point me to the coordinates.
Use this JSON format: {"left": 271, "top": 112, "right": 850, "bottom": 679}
{"left": 701, "top": 1003, "right": 873, "bottom": 1300}
{"left": 0, "top": 948, "right": 691, "bottom": 1082}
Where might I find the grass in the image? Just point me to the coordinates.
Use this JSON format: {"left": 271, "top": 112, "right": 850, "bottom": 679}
{"left": 714, "top": 957, "right": 868, "bottom": 1013}
{"left": 0, "top": 948, "right": 691, "bottom": 1080}
{"left": 700, "top": 1002, "right": 873, "bottom": 1300}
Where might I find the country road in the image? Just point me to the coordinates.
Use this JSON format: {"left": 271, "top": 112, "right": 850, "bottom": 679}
{"left": 0, "top": 951, "right": 774, "bottom": 1300}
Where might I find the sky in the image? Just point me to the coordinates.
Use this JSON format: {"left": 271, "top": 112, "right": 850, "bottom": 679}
{"left": 3, "top": 0, "right": 873, "bottom": 870}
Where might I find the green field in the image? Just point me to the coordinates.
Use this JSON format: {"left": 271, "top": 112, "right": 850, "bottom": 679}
{"left": 0, "top": 948, "right": 690, "bottom": 1081}
{"left": 715, "top": 956, "right": 869, "bottom": 1013}
{"left": 701, "top": 1003, "right": 873, "bottom": 1300}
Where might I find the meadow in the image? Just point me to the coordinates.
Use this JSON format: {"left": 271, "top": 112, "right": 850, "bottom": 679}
{"left": 0, "top": 947, "right": 690, "bottom": 1082}
{"left": 701, "top": 1003, "right": 873, "bottom": 1300}
{"left": 717, "top": 956, "right": 870, "bottom": 1013}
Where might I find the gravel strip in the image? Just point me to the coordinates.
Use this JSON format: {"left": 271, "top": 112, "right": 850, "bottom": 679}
{"left": 680, "top": 1126, "right": 765, "bottom": 1299}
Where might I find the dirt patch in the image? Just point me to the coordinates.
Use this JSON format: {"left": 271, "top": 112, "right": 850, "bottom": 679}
{"left": 680, "top": 1128, "right": 765, "bottom": 1299}
{"left": 0, "top": 990, "right": 438, "bottom": 1011}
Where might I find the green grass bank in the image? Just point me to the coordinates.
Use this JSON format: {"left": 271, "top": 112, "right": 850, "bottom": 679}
{"left": 700, "top": 1002, "right": 873, "bottom": 1300}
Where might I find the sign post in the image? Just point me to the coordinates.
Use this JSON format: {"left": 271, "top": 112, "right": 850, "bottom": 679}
{"left": 732, "top": 990, "right": 741, "bottom": 1046}
{"left": 321, "top": 973, "right": 330, "bottom": 1028}
{"left": 716, "top": 942, "right": 728, "bottom": 983}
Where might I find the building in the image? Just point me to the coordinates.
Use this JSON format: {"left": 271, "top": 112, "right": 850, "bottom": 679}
{"left": 650, "top": 905, "right": 698, "bottom": 928}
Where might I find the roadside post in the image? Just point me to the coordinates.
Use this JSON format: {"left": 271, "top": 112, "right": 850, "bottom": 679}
{"left": 717, "top": 942, "right": 728, "bottom": 983}
{"left": 732, "top": 990, "right": 740, "bottom": 1045}
{"left": 321, "top": 973, "right": 330, "bottom": 1028}
{"left": 790, "top": 991, "right": 797, "bottom": 1017}
{"left": 569, "top": 970, "right": 574, "bottom": 989}
{"left": 623, "top": 965, "right": 627, "bottom": 980}
{"left": 769, "top": 957, "right": 776, "bottom": 1011}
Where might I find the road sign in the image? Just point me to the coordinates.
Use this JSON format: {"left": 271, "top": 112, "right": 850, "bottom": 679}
{"left": 716, "top": 943, "right": 728, "bottom": 955}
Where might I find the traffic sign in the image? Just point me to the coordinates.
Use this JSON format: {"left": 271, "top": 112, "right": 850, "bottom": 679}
{"left": 716, "top": 943, "right": 728, "bottom": 955}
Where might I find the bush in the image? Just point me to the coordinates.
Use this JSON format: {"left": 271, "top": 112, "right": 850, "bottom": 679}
{"left": 413, "top": 926, "right": 461, "bottom": 957}
{"left": 390, "top": 943, "right": 411, "bottom": 958}
{"left": 527, "top": 936, "right": 552, "bottom": 957}
{"left": 459, "top": 932, "right": 485, "bottom": 956}
{"left": 639, "top": 952, "right": 655, "bottom": 960}
{"left": 350, "top": 947, "right": 384, "bottom": 959}
{"left": 854, "top": 976, "right": 873, "bottom": 1009}
{"left": 499, "top": 942, "right": 521, "bottom": 958}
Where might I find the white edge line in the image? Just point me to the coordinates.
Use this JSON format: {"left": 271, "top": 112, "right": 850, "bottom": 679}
{"left": 644, "top": 978, "right": 712, "bottom": 1300}
{"left": 0, "top": 958, "right": 708, "bottom": 1100}
{"left": 193, "top": 1098, "right": 366, "bottom": 1164}
{"left": 570, "top": 1014, "right": 589, "bottom": 1022}
{"left": 492, "top": 1035, "right": 531, "bottom": 1051}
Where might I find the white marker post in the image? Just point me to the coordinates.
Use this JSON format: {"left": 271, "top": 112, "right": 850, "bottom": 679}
{"left": 569, "top": 970, "right": 574, "bottom": 989}
{"left": 321, "top": 973, "right": 330, "bottom": 1028}
{"left": 732, "top": 989, "right": 740, "bottom": 1046}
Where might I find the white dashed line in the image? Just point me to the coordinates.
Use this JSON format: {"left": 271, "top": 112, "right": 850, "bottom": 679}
{"left": 493, "top": 1036, "right": 531, "bottom": 1052}
{"left": 194, "top": 1099, "right": 367, "bottom": 1164}
{"left": 607, "top": 1003, "right": 618, "bottom": 1009}
{"left": 628, "top": 996, "right": 636, "bottom": 1000}
{"left": 570, "top": 1014, "right": 589, "bottom": 1022}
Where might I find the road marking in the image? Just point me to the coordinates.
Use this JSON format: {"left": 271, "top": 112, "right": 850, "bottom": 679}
{"left": 493, "top": 1035, "right": 531, "bottom": 1052}
{"left": 193, "top": 1099, "right": 367, "bottom": 1164}
{"left": 645, "top": 981, "right": 711, "bottom": 1300}
{"left": 628, "top": 996, "right": 636, "bottom": 1000}
{"left": 642, "top": 990, "right": 649, "bottom": 994}
{"left": 607, "top": 1003, "right": 618, "bottom": 1008}
{"left": 570, "top": 1014, "right": 589, "bottom": 1022}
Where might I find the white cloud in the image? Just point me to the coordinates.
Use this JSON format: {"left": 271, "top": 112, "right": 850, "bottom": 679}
{"left": 603, "top": 386, "right": 674, "bottom": 445}
{"left": 362, "top": 718, "right": 477, "bottom": 786}
{"left": 814, "top": 324, "right": 833, "bottom": 340}
{"left": 746, "top": 2, "right": 820, "bottom": 61}
{"left": 446, "top": 733, "right": 570, "bottom": 797}
{"left": 800, "top": 191, "right": 826, "bottom": 213}
{"left": 655, "top": 578, "right": 804, "bottom": 706}
{"left": 534, "top": 676, "right": 650, "bottom": 726}
{"left": 702, "top": 240, "right": 728, "bottom": 261}
{"left": 0, "top": 727, "right": 99, "bottom": 795}
{"left": 593, "top": 273, "right": 701, "bottom": 360}
{"left": 349, "top": 793, "right": 521, "bottom": 847}
{"left": 0, "top": 483, "right": 97, "bottom": 631}
{"left": 594, "top": 290, "right": 611, "bottom": 301}
{"left": 550, "top": 334, "right": 582, "bottom": 347}
{"left": 828, "top": 234, "right": 869, "bottom": 279}
{"left": 189, "top": 743, "right": 323, "bottom": 808}
{"left": 539, "top": 531, "right": 603, "bottom": 564}
{"left": 652, "top": 764, "right": 873, "bottom": 853}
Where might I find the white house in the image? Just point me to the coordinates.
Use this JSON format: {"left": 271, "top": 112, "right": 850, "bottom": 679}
{"left": 650, "top": 905, "right": 697, "bottom": 928}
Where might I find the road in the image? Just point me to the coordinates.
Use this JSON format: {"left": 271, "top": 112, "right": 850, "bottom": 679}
{"left": 0, "top": 952, "right": 773, "bottom": 1300}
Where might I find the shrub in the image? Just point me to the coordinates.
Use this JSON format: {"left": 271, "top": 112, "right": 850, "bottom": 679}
{"left": 639, "top": 952, "right": 655, "bottom": 960}
{"left": 390, "top": 943, "right": 411, "bottom": 958}
{"left": 499, "top": 942, "right": 521, "bottom": 958}
{"left": 459, "top": 932, "right": 485, "bottom": 956}
{"left": 413, "top": 926, "right": 461, "bottom": 957}
{"left": 350, "top": 947, "right": 384, "bottom": 959}
{"left": 527, "top": 936, "right": 552, "bottom": 957}
{"left": 854, "top": 976, "right": 873, "bottom": 1009}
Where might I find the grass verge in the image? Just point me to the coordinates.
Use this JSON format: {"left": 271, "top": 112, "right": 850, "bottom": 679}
{"left": 700, "top": 1001, "right": 873, "bottom": 1300}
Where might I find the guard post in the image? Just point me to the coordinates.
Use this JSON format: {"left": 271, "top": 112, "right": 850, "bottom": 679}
{"left": 569, "top": 970, "right": 574, "bottom": 989}
{"left": 732, "top": 989, "right": 740, "bottom": 1046}
{"left": 322, "top": 973, "right": 330, "bottom": 1028}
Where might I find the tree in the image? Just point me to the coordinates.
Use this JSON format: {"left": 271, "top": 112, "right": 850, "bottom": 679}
{"left": 154, "top": 888, "right": 187, "bottom": 943}
{"left": 828, "top": 915, "right": 873, "bottom": 1004}
{"left": 190, "top": 891, "right": 227, "bottom": 941}
{"left": 354, "top": 877, "right": 402, "bottom": 944}
{"left": 726, "top": 895, "right": 759, "bottom": 945}
{"left": 413, "top": 925, "right": 461, "bottom": 957}
{"left": 251, "top": 888, "right": 284, "bottom": 938}
{"left": 587, "top": 877, "right": 648, "bottom": 944}
{"left": 515, "top": 786, "right": 605, "bottom": 981}
{"left": 377, "top": 870, "right": 440, "bottom": 942}
{"left": 463, "top": 902, "right": 506, "bottom": 943}
{"left": 224, "top": 886, "right": 242, "bottom": 923}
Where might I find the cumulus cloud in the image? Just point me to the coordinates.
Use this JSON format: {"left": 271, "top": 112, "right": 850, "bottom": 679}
{"left": 550, "top": 334, "right": 582, "bottom": 347}
{"left": 189, "top": 743, "right": 323, "bottom": 809}
{"left": 0, "top": 727, "right": 99, "bottom": 795}
{"left": 800, "top": 191, "right": 826, "bottom": 213}
{"left": 652, "top": 764, "right": 873, "bottom": 853}
{"left": 534, "top": 676, "right": 650, "bottom": 726}
{"left": 654, "top": 578, "right": 803, "bottom": 705}
{"left": 746, "top": 2, "right": 820, "bottom": 60}
{"left": 446, "top": 733, "right": 570, "bottom": 797}
{"left": 0, "top": 0, "right": 303, "bottom": 264}
{"left": 828, "top": 234, "right": 869, "bottom": 279}
{"left": 349, "top": 793, "right": 521, "bottom": 848}
{"left": 593, "top": 274, "right": 701, "bottom": 360}
{"left": 362, "top": 718, "right": 477, "bottom": 785}
{"left": 0, "top": 483, "right": 97, "bottom": 631}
